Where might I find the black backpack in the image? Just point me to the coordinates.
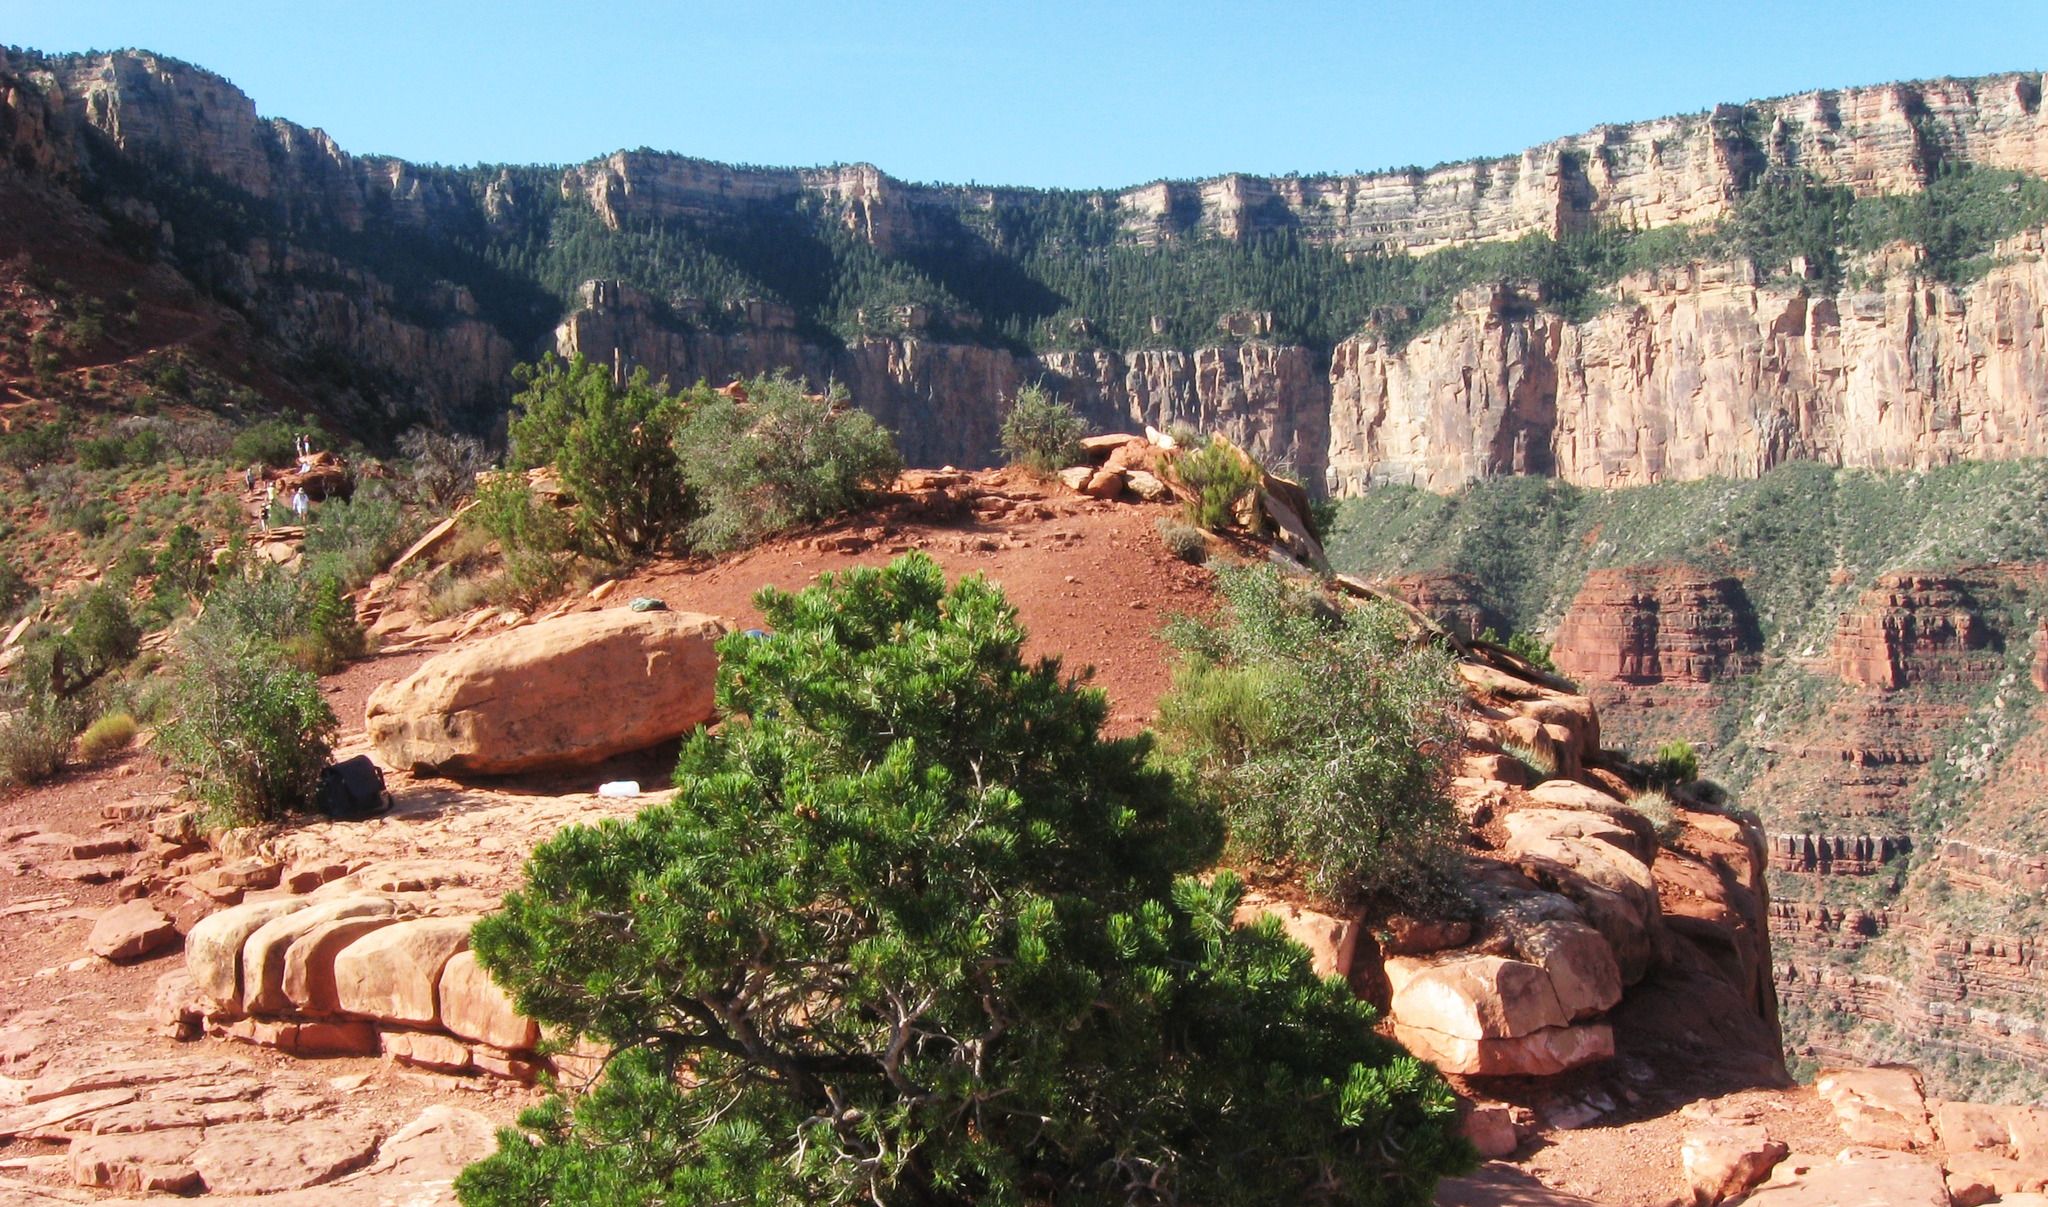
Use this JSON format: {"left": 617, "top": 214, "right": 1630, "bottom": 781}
{"left": 316, "top": 755, "right": 392, "bottom": 820}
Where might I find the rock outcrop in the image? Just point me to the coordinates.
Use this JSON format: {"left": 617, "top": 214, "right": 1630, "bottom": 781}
{"left": 365, "top": 607, "right": 727, "bottom": 775}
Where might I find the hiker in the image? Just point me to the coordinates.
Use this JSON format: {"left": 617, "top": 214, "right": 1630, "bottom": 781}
{"left": 291, "top": 486, "right": 310, "bottom": 523}
{"left": 243, "top": 463, "right": 257, "bottom": 491}
{"left": 263, "top": 482, "right": 276, "bottom": 533}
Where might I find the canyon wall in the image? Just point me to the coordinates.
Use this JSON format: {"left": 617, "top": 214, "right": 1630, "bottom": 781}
{"left": 6, "top": 47, "right": 2048, "bottom": 483}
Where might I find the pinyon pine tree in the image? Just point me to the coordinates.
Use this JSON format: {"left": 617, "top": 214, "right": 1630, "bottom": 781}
{"left": 459, "top": 552, "right": 1470, "bottom": 1206}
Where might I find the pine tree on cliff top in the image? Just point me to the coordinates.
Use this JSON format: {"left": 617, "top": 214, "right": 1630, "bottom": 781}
{"left": 458, "top": 552, "right": 1471, "bottom": 1206}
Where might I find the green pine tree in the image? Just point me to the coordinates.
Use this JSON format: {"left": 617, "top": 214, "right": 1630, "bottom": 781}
{"left": 460, "top": 553, "right": 1471, "bottom": 1206}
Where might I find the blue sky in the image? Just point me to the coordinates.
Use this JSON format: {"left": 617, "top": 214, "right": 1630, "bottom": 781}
{"left": 5, "top": 1, "right": 2044, "bottom": 188}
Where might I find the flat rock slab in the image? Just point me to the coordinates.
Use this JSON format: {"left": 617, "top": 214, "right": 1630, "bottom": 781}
{"left": 68, "top": 1128, "right": 204, "bottom": 1193}
{"left": 1741, "top": 1147, "right": 1949, "bottom": 1206}
{"left": 191, "top": 1116, "right": 384, "bottom": 1194}
{"left": 1816, "top": 1067, "right": 1934, "bottom": 1150}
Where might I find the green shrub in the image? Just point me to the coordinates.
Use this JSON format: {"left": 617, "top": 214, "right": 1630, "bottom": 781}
{"left": 508, "top": 354, "right": 691, "bottom": 559}
{"left": 1174, "top": 434, "right": 1260, "bottom": 530}
{"left": 460, "top": 553, "right": 1470, "bottom": 1205}
{"left": 0, "top": 699, "right": 79, "bottom": 788}
{"left": 1501, "top": 740, "right": 1558, "bottom": 781}
{"left": 1629, "top": 788, "right": 1683, "bottom": 845}
{"left": 0, "top": 418, "right": 69, "bottom": 472}
{"left": 1479, "top": 627, "right": 1559, "bottom": 673}
{"left": 68, "top": 586, "right": 140, "bottom": 679}
{"left": 1156, "top": 517, "right": 1208, "bottom": 563}
{"left": 196, "top": 562, "right": 364, "bottom": 674}
{"left": 998, "top": 382, "right": 1087, "bottom": 474}
{"left": 1160, "top": 565, "right": 1463, "bottom": 903}
{"left": 158, "top": 632, "right": 335, "bottom": 828}
{"left": 227, "top": 419, "right": 302, "bottom": 469}
{"left": 470, "top": 474, "right": 578, "bottom": 608}
{"left": 77, "top": 711, "right": 138, "bottom": 762}
{"left": 301, "top": 488, "right": 409, "bottom": 590}
{"left": 1650, "top": 739, "right": 1700, "bottom": 785}
{"left": 676, "top": 374, "right": 901, "bottom": 552}
{"left": 0, "top": 561, "right": 28, "bottom": 618}
{"left": 152, "top": 523, "right": 211, "bottom": 599}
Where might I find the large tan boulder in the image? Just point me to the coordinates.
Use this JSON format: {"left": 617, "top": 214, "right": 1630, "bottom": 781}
{"left": 241, "top": 897, "right": 398, "bottom": 1014}
{"left": 366, "top": 608, "right": 728, "bottom": 775}
{"left": 1502, "top": 808, "right": 1660, "bottom": 982}
{"left": 1514, "top": 919, "right": 1621, "bottom": 1020}
{"left": 1385, "top": 955, "right": 1568, "bottom": 1040}
{"left": 332, "top": 917, "right": 475, "bottom": 1026}
{"left": 439, "top": 950, "right": 539, "bottom": 1051}
{"left": 186, "top": 899, "right": 310, "bottom": 1014}
{"left": 284, "top": 915, "right": 405, "bottom": 1013}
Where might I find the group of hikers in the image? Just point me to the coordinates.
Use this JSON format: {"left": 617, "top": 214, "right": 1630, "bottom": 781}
{"left": 243, "top": 432, "right": 319, "bottom": 533}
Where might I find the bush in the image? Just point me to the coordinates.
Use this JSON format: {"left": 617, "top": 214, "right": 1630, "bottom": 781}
{"left": 460, "top": 553, "right": 1470, "bottom": 1205}
{"left": 0, "top": 699, "right": 79, "bottom": 788}
{"left": 77, "top": 711, "right": 138, "bottom": 761}
{"left": 0, "top": 561, "right": 28, "bottom": 618}
{"left": 158, "top": 632, "right": 335, "bottom": 828}
{"left": 196, "top": 562, "right": 364, "bottom": 675}
{"left": 998, "top": 382, "right": 1087, "bottom": 474}
{"left": 226, "top": 419, "right": 303, "bottom": 469}
{"left": 1161, "top": 565, "right": 1463, "bottom": 903}
{"left": 1479, "top": 627, "right": 1559, "bottom": 673}
{"left": 1174, "top": 434, "right": 1260, "bottom": 530}
{"left": 0, "top": 417, "right": 69, "bottom": 473}
{"left": 1501, "top": 740, "right": 1558, "bottom": 781}
{"left": 396, "top": 426, "right": 492, "bottom": 509}
{"left": 470, "top": 474, "right": 578, "bottom": 608}
{"left": 68, "top": 586, "right": 140, "bottom": 680}
{"left": 301, "top": 488, "right": 409, "bottom": 589}
{"left": 676, "top": 374, "right": 901, "bottom": 552}
{"left": 152, "top": 523, "right": 211, "bottom": 600}
{"left": 1650, "top": 738, "right": 1700, "bottom": 786}
{"left": 1156, "top": 517, "right": 1208, "bottom": 563}
{"left": 508, "top": 355, "right": 691, "bottom": 559}
{"left": 1629, "top": 788, "right": 1683, "bottom": 845}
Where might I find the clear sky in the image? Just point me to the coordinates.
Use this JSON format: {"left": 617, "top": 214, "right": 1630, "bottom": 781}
{"left": 5, "top": 1, "right": 2044, "bottom": 189}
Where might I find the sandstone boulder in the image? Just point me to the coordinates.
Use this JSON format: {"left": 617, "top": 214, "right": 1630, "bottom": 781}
{"left": 332, "top": 916, "right": 475, "bottom": 1025}
{"left": 1386, "top": 954, "right": 1563, "bottom": 1037}
{"left": 1514, "top": 919, "right": 1621, "bottom": 1020}
{"left": 1502, "top": 808, "right": 1660, "bottom": 981}
{"left": 241, "top": 896, "right": 398, "bottom": 1015}
{"left": 87, "top": 901, "right": 177, "bottom": 963}
{"left": 1944, "top": 1150, "right": 2048, "bottom": 1204}
{"left": 68, "top": 1129, "right": 204, "bottom": 1194}
{"left": 1682, "top": 1123, "right": 1787, "bottom": 1205}
{"left": 366, "top": 608, "right": 727, "bottom": 775}
{"left": 283, "top": 915, "right": 404, "bottom": 1013}
{"left": 186, "top": 899, "right": 310, "bottom": 1013}
{"left": 438, "top": 949, "right": 539, "bottom": 1051}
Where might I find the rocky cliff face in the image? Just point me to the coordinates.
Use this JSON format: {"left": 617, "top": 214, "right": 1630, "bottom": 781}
{"left": 7, "top": 46, "right": 2048, "bottom": 482}
{"left": 1325, "top": 240, "right": 2048, "bottom": 493}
